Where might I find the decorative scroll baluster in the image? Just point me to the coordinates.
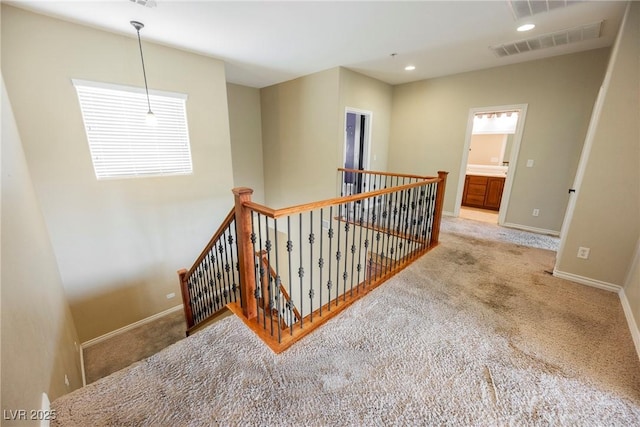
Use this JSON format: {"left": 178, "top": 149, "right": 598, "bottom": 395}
{"left": 273, "top": 218, "right": 282, "bottom": 342}
{"left": 309, "top": 211, "right": 314, "bottom": 322}
{"left": 319, "top": 208, "right": 324, "bottom": 316}
{"left": 342, "top": 202, "right": 350, "bottom": 300}
{"left": 264, "top": 215, "right": 274, "bottom": 336}
{"left": 327, "top": 206, "right": 334, "bottom": 310}
{"left": 286, "top": 216, "right": 294, "bottom": 335}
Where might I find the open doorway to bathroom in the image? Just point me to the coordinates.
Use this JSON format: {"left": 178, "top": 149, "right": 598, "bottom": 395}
{"left": 455, "top": 104, "right": 528, "bottom": 225}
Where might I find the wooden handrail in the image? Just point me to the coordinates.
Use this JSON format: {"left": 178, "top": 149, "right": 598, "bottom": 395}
{"left": 179, "top": 168, "right": 448, "bottom": 348}
{"left": 338, "top": 167, "right": 437, "bottom": 180}
{"left": 244, "top": 176, "right": 440, "bottom": 219}
{"left": 185, "top": 208, "right": 235, "bottom": 278}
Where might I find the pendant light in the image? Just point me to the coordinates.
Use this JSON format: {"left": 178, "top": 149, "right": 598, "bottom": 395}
{"left": 130, "top": 20, "right": 157, "bottom": 126}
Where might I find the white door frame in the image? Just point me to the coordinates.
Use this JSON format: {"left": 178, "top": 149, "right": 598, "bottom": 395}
{"left": 454, "top": 103, "right": 529, "bottom": 225}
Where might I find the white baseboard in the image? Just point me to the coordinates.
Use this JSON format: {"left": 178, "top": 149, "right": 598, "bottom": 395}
{"left": 501, "top": 222, "right": 560, "bottom": 237}
{"left": 443, "top": 210, "right": 456, "bottom": 217}
{"left": 81, "top": 304, "right": 184, "bottom": 349}
{"left": 552, "top": 269, "right": 622, "bottom": 293}
{"left": 619, "top": 289, "right": 640, "bottom": 361}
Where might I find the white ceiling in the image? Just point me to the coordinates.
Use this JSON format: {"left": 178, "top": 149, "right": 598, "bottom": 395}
{"left": 7, "top": 1, "right": 627, "bottom": 88}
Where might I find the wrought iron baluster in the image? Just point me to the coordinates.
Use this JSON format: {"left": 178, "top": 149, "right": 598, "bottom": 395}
{"left": 298, "top": 213, "right": 304, "bottom": 328}
{"left": 221, "top": 229, "right": 232, "bottom": 305}
{"left": 250, "top": 212, "right": 261, "bottom": 326}
{"left": 327, "top": 206, "right": 334, "bottom": 311}
{"left": 355, "top": 192, "right": 365, "bottom": 293}
{"left": 273, "top": 218, "right": 282, "bottom": 343}
{"left": 335, "top": 203, "right": 342, "bottom": 307}
{"left": 308, "top": 210, "right": 314, "bottom": 322}
{"left": 229, "top": 219, "right": 239, "bottom": 303}
{"left": 203, "top": 248, "right": 214, "bottom": 316}
{"left": 319, "top": 208, "right": 325, "bottom": 315}
{"left": 286, "top": 216, "right": 294, "bottom": 335}
{"left": 264, "top": 215, "right": 274, "bottom": 336}
{"left": 342, "top": 202, "right": 350, "bottom": 300}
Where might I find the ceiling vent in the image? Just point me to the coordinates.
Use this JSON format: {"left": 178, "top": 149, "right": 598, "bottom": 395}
{"left": 129, "top": 0, "right": 157, "bottom": 8}
{"left": 490, "top": 20, "right": 602, "bottom": 57}
{"left": 507, "top": 0, "right": 582, "bottom": 20}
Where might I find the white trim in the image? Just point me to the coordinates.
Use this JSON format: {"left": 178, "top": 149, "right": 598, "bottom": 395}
{"left": 72, "top": 78, "right": 188, "bottom": 100}
{"left": 443, "top": 210, "right": 456, "bottom": 217}
{"left": 502, "top": 222, "right": 560, "bottom": 237}
{"left": 620, "top": 289, "right": 640, "bottom": 361}
{"left": 81, "top": 304, "right": 183, "bottom": 348}
{"left": 552, "top": 269, "right": 622, "bottom": 293}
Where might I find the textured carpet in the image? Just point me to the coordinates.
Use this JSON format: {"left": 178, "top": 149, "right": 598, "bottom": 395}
{"left": 53, "top": 232, "right": 640, "bottom": 426}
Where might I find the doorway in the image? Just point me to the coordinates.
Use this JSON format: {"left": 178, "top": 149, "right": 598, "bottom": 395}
{"left": 455, "top": 104, "right": 528, "bottom": 225}
{"left": 342, "top": 108, "right": 372, "bottom": 197}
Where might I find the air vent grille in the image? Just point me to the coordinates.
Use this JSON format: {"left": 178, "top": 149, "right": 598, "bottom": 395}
{"left": 129, "top": 0, "right": 157, "bottom": 8}
{"left": 507, "top": 0, "right": 582, "bottom": 20}
{"left": 490, "top": 21, "right": 602, "bottom": 57}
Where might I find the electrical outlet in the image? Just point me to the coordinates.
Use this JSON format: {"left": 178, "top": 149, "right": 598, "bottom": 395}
{"left": 577, "top": 247, "right": 590, "bottom": 259}
{"left": 526, "top": 159, "right": 534, "bottom": 167}
{"left": 532, "top": 209, "right": 539, "bottom": 217}
{"left": 166, "top": 292, "right": 176, "bottom": 299}
{"left": 64, "top": 374, "right": 70, "bottom": 387}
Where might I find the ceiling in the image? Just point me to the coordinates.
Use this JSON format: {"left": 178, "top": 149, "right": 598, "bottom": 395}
{"left": 7, "top": 1, "right": 628, "bottom": 88}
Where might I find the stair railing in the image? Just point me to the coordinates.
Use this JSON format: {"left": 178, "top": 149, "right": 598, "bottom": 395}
{"left": 177, "top": 208, "right": 241, "bottom": 335}
{"left": 178, "top": 169, "right": 447, "bottom": 348}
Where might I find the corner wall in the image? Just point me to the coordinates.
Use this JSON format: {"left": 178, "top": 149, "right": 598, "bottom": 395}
{"left": 227, "top": 83, "right": 266, "bottom": 204}
{"left": 1, "top": 5, "right": 235, "bottom": 342}
{"left": 388, "top": 49, "right": 609, "bottom": 231}
{"left": 260, "top": 68, "right": 341, "bottom": 208}
{"left": 555, "top": 3, "right": 639, "bottom": 291}
{"left": 2, "top": 76, "right": 83, "bottom": 417}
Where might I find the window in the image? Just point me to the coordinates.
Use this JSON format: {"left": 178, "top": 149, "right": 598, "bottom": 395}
{"left": 73, "top": 79, "right": 192, "bottom": 180}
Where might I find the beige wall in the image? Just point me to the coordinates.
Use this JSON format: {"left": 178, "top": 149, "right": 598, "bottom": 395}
{"left": 260, "top": 67, "right": 393, "bottom": 209}
{"left": 338, "top": 67, "right": 393, "bottom": 173}
{"left": 227, "top": 83, "right": 265, "bottom": 204}
{"left": 388, "top": 49, "right": 609, "bottom": 232}
{"left": 2, "top": 77, "right": 83, "bottom": 420}
{"left": 468, "top": 134, "right": 507, "bottom": 165}
{"left": 2, "top": 6, "right": 235, "bottom": 341}
{"left": 556, "top": 3, "right": 639, "bottom": 290}
{"left": 260, "top": 68, "right": 341, "bottom": 208}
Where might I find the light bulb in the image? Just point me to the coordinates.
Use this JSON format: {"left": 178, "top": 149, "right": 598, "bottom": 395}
{"left": 146, "top": 110, "right": 157, "bottom": 126}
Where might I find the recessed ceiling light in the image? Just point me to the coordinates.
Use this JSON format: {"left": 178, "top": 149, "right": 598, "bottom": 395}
{"left": 517, "top": 23, "right": 536, "bottom": 32}
{"left": 404, "top": 65, "right": 416, "bottom": 71}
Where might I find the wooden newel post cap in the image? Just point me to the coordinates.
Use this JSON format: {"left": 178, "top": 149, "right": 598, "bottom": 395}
{"left": 232, "top": 187, "right": 254, "bottom": 197}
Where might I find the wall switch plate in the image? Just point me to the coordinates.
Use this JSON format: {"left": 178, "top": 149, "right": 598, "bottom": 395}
{"left": 577, "top": 247, "right": 590, "bottom": 259}
{"left": 526, "top": 159, "right": 534, "bottom": 167}
{"left": 532, "top": 209, "right": 539, "bottom": 217}
{"left": 166, "top": 292, "right": 176, "bottom": 299}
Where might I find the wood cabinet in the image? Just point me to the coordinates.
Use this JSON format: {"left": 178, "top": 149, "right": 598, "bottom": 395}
{"left": 462, "top": 175, "right": 505, "bottom": 211}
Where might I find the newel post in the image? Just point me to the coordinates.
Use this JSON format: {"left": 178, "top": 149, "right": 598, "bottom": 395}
{"left": 430, "top": 171, "right": 448, "bottom": 246}
{"left": 232, "top": 187, "right": 258, "bottom": 320}
{"left": 177, "top": 268, "right": 194, "bottom": 331}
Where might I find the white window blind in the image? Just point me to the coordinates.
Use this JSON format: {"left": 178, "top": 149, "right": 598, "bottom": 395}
{"left": 73, "top": 79, "right": 192, "bottom": 180}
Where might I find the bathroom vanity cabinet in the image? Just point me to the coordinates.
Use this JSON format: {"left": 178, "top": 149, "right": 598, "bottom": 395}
{"left": 462, "top": 175, "right": 505, "bottom": 211}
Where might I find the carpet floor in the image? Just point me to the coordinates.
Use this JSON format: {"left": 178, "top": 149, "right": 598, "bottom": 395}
{"left": 53, "top": 231, "right": 640, "bottom": 426}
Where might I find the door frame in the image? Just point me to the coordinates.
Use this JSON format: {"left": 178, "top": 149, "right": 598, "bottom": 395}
{"left": 454, "top": 103, "right": 528, "bottom": 225}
